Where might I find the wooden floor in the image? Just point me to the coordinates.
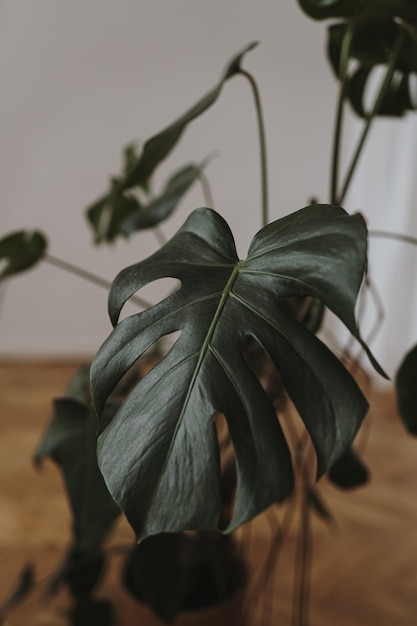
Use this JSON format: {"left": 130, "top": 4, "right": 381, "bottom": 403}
{"left": 1, "top": 361, "right": 417, "bottom": 625}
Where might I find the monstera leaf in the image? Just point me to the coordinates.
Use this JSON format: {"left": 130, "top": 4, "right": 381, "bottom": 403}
{"left": 121, "top": 162, "right": 207, "bottom": 235}
{"left": 34, "top": 366, "right": 120, "bottom": 546}
{"left": 86, "top": 42, "right": 257, "bottom": 243}
{"left": 0, "top": 230, "right": 47, "bottom": 281}
{"left": 327, "top": 18, "right": 417, "bottom": 118}
{"left": 87, "top": 162, "right": 206, "bottom": 243}
{"left": 86, "top": 181, "right": 141, "bottom": 244}
{"left": 299, "top": 0, "right": 417, "bottom": 118}
{"left": 299, "top": 0, "right": 417, "bottom": 22}
{"left": 91, "top": 204, "right": 384, "bottom": 539}
{"left": 396, "top": 343, "right": 417, "bottom": 435}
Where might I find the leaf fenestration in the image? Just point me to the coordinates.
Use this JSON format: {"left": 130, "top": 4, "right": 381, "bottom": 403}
{"left": 91, "top": 204, "right": 382, "bottom": 539}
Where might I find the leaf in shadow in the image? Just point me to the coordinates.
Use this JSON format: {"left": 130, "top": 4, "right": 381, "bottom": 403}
{"left": 328, "top": 446, "right": 369, "bottom": 489}
{"left": 44, "top": 546, "right": 106, "bottom": 600}
{"left": 34, "top": 366, "right": 120, "bottom": 546}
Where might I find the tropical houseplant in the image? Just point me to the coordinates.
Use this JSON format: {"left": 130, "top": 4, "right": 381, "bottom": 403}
{"left": 2, "top": 1, "right": 417, "bottom": 624}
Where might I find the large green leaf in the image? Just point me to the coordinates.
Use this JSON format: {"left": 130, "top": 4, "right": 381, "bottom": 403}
{"left": 396, "top": 343, "right": 417, "bottom": 435}
{"left": 300, "top": 0, "right": 417, "bottom": 118}
{"left": 299, "top": 0, "right": 417, "bottom": 22}
{"left": 86, "top": 42, "right": 257, "bottom": 243}
{"left": 0, "top": 230, "right": 47, "bottom": 281}
{"left": 327, "top": 19, "right": 417, "bottom": 118}
{"left": 298, "top": 0, "right": 362, "bottom": 20}
{"left": 34, "top": 366, "right": 120, "bottom": 546}
{"left": 91, "top": 204, "right": 384, "bottom": 539}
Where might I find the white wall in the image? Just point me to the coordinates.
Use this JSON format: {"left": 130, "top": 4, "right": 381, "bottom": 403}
{"left": 0, "top": 1, "right": 416, "bottom": 379}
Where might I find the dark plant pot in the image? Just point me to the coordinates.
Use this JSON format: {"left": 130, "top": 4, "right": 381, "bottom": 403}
{"left": 115, "top": 531, "right": 247, "bottom": 626}
{"left": 115, "top": 575, "right": 246, "bottom": 626}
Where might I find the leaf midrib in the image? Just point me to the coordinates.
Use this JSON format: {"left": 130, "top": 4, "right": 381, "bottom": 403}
{"left": 144, "top": 260, "right": 243, "bottom": 523}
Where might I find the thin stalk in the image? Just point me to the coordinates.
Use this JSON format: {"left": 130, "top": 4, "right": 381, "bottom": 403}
{"left": 198, "top": 170, "right": 215, "bottom": 209}
{"left": 330, "top": 25, "right": 354, "bottom": 204}
{"left": 242, "top": 499, "right": 297, "bottom": 622}
{"left": 239, "top": 69, "right": 269, "bottom": 227}
{"left": 292, "top": 465, "right": 313, "bottom": 626}
{"left": 369, "top": 230, "right": 417, "bottom": 247}
{"left": 153, "top": 226, "right": 167, "bottom": 246}
{"left": 337, "top": 29, "right": 406, "bottom": 205}
{"left": 44, "top": 253, "right": 152, "bottom": 309}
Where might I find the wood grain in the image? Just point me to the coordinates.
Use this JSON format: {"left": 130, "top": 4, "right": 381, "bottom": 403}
{"left": 1, "top": 361, "right": 417, "bottom": 625}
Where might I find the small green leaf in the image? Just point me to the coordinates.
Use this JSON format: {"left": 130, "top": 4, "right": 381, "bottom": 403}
{"left": 86, "top": 42, "right": 257, "bottom": 243}
{"left": 86, "top": 183, "right": 141, "bottom": 244}
{"left": 123, "top": 42, "right": 257, "bottom": 190}
{"left": 0, "top": 564, "right": 34, "bottom": 623}
{"left": 396, "top": 343, "right": 417, "bottom": 435}
{"left": 121, "top": 162, "right": 205, "bottom": 234}
{"left": 0, "top": 230, "right": 47, "bottom": 281}
{"left": 91, "top": 204, "right": 383, "bottom": 539}
{"left": 328, "top": 446, "right": 369, "bottom": 488}
{"left": 34, "top": 366, "right": 120, "bottom": 546}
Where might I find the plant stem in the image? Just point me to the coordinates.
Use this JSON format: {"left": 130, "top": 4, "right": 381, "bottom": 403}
{"left": 239, "top": 69, "right": 269, "bottom": 227}
{"left": 43, "top": 253, "right": 152, "bottom": 309}
{"left": 242, "top": 500, "right": 297, "bottom": 622}
{"left": 369, "top": 230, "right": 417, "bottom": 247}
{"left": 153, "top": 226, "right": 167, "bottom": 246}
{"left": 330, "top": 25, "right": 354, "bottom": 204}
{"left": 199, "top": 170, "right": 215, "bottom": 209}
{"left": 293, "top": 465, "right": 313, "bottom": 626}
{"left": 336, "top": 29, "right": 406, "bottom": 205}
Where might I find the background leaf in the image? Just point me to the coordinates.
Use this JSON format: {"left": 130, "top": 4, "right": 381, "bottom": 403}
{"left": 91, "top": 204, "right": 380, "bottom": 539}
{"left": 0, "top": 230, "right": 47, "bottom": 281}
{"left": 86, "top": 42, "right": 257, "bottom": 243}
{"left": 396, "top": 343, "right": 417, "bottom": 435}
{"left": 299, "top": 0, "right": 417, "bottom": 22}
{"left": 327, "top": 19, "right": 417, "bottom": 118}
{"left": 34, "top": 366, "right": 120, "bottom": 546}
{"left": 121, "top": 162, "right": 206, "bottom": 234}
